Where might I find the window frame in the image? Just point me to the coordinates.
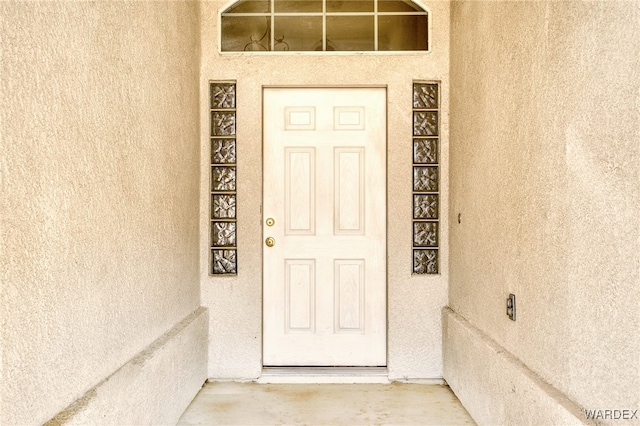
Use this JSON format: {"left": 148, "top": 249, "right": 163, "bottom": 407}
{"left": 218, "top": 0, "right": 432, "bottom": 54}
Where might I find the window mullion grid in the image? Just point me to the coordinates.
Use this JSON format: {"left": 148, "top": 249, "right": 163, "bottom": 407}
{"left": 223, "top": 11, "right": 425, "bottom": 17}
{"left": 378, "top": 11, "right": 427, "bottom": 15}
{"left": 270, "top": 0, "right": 275, "bottom": 51}
{"left": 325, "top": 12, "right": 375, "bottom": 16}
{"left": 221, "top": 2, "right": 429, "bottom": 53}
{"left": 374, "top": 0, "right": 378, "bottom": 51}
{"left": 322, "top": 0, "right": 326, "bottom": 51}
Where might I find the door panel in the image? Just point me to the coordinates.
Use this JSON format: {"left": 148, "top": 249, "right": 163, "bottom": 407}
{"left": 334, "top": 259, "right": 365, "bottom": 332}
{"left": 285, "top": 148, "right": 315, "bottom": 234}
{"left": 335, "top": 148, "right": 364, "bottom": 234}
{"left": 263, "top": 87, "right": 386, "bottom": 366}
{"left": 285, "top": 259, "right": 315, "bottom": 332}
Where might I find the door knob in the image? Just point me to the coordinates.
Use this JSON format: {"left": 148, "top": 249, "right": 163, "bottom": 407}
{"left": 265, "top": 237, "right": 275, "bottom": 247}
{"left": 266, "top": 217, "right": 275, "bottom": 227}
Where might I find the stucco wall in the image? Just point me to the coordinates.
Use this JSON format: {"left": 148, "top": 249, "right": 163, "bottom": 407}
{"left": 448, "top": 1, "right": 639, "bottom": 423}
{"left": 1, "top": 2, "right": 204, "bottom": 424}
{"left": 200, "top": 0, "right": 450, "bottom": 380}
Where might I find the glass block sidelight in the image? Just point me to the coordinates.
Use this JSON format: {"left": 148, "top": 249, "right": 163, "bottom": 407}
{"left": 412, "top": 82, "right": 440, "bottom": 274}
{"left": 413, "top": 111, "right": 438, "bottom": 136}
{"left": 413, "top": 222, "right": 438, "bottom": 247}
{"left": 212, "top": 139, "right": 237, "bottom": 164}
{"left": 210, "top": 83, "right": 236, "bottom": 109}
{"left": 212, "top": 194, "right": 236, "bottom": 219}
{"left": 413, "top": 249, "right": 438, "bottom": 274}
{"left": 413, "top": 194, "right": 438, "bottom": 219}
{"left": 212, "top": 249, "right": 237, "bottom": 274}
{"left": 212, "top": 222, "right": 237, "bottom": 247}
{"left": 210, "top": 81, "right": 238, "bottom": 275}
{"left": 413, "top": 166, "right": 438, "bottom": 192}
{"left": 413, "top": 138, "right": 438, "bottom": 164}
{"left": 212, "top": 166, "right": 237, "bottom": 191}
{"left": 211, "top": 112, "right": 236, "bottom": 136}
{"left": 413, "top": 83, "right": 438, "bottom": 109}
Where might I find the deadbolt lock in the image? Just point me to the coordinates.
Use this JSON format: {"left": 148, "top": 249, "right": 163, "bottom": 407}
{"left": 266, "top": 217, "right": 275, "bottom": 227}
{"left": 265, "top": 237, "right": 275, "bottom": 247}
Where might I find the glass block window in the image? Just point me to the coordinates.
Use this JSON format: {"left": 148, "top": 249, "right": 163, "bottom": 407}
{"left": 412, "top": 82, "right": 439, "bottom": 274}
{"left": 211, "top": 82, "right": 238, "bottom": 275}
{"left": 221, "top": 0, "right": 429, "bottom": 52}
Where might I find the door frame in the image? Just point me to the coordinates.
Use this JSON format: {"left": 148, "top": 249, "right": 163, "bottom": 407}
{"left": 260, "top": 85, "right": 390, "bottom": 372}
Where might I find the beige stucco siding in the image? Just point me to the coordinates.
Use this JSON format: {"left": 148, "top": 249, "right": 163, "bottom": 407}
{"left": 1, "top": 2, "right": 204, "bottom": 424}
{"left": 448, "top": 0, "right": 640, "bottom": 421}
{"left": 200, "top": 0, "right": 450, "bottom": 380}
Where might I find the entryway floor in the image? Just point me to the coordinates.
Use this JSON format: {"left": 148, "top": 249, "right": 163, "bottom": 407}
{"left": 177, "top": 381, "right": 475, "bottom": 425}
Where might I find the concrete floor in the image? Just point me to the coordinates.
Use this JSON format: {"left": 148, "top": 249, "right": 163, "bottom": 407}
{"left": 178, "top": 382, "right": 475, "bottom": 425}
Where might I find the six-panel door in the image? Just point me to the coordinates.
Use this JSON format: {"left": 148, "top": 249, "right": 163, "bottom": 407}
{"left": 263, "top": 87, "right": 387, "bottom": 366}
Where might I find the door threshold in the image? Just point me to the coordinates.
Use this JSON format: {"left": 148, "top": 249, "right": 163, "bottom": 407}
{"left": 258, "top": 367, "right": 389, "bottom": 384}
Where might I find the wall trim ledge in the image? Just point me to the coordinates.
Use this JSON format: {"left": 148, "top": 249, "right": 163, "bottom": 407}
{"left": 442, "top": 307, "right": 595, "bottom": 426}
{"left": 44, "top": 307, "right": 208, "bottom": 425}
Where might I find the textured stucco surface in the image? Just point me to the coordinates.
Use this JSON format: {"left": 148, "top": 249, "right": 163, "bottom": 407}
{"left": 443, "top": 308, "right": 588, "bottom": 426}
{"left": 1, "top": 2, "right": 203, "bottom": 424}
{"left": 200, "top": 0, "right": 450, "bottom": 380}
{"left": 45, "top": 308, "right": 208, "bottom": 426}
{"left": 448, "top": 0, "right": 640, "bottom": 423}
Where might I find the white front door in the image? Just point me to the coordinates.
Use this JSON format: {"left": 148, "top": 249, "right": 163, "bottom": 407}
{"left": 263, "top": 87, "right": 387, "bottom": 366}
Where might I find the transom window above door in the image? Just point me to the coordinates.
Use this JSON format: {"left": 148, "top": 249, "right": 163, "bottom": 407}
{"left": 221, "top": 0, "right": 429, "bottom": 52}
